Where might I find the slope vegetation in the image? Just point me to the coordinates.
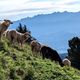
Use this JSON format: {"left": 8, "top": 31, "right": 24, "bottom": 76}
{"left": 0, "top": 37, "right": 80, "bottom": 80}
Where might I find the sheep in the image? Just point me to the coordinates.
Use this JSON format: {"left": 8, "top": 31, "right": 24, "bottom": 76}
{"left": 2, "top": 30, "right": 10, "bottom": 37}
{"left": 30, "top": 40, "right": 41, "bottom": 53}
{"left": 62, "top": 58, "right": 71, "bottom": 66}
{"left": 40, "top": 45, "right": 64, "bottom": 67}
{"left": 0, "top": 19, "right": 13, "bottom": 40}
{"left": 6, "top": 30, "right": 30, "bottom": 48}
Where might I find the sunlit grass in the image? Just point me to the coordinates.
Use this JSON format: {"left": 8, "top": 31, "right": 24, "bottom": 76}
{"left": 0, "top": 37, "right": 80, "bottom": 80}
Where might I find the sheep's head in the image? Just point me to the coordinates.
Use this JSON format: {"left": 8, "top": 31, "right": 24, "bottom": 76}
{"left": 30, "top": 40, "right": 37, "bottom": 46}
{"left": 3, "top": 19, "right": 13, "bottom": 27}
{"left": 23, "top": 32, "right": 31, "bottom": 41}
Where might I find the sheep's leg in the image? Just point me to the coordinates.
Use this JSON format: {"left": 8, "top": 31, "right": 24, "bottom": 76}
{"left": 42, "top": 53, "right": 45, "bottom": 59}
{"left": 21, "top": 43, "right": 23, "bottom": 48}
{"left": 31, "top": 46, "right": 34, "bottom": 52}
{"left": 0, "top": 33, "right": 2, "bottom": 41}
{"left": 0, "top": 35, "right": 1, "bottom": 40}
{"left": 19, "top": 42, "right": 23, "bottom": 49}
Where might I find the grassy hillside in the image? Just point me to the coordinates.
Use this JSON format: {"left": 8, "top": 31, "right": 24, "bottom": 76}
{"left": 0, "top": 37, "right": 80, "bottom": 80}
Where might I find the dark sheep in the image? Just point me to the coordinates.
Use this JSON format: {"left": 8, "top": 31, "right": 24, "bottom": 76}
{"left": 40, "top": 46, "right": 64, "bottom": 66}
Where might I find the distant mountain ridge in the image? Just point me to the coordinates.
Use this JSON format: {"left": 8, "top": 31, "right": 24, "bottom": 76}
{"left": 9, "top": 11, "right": 80, "bottom": 53}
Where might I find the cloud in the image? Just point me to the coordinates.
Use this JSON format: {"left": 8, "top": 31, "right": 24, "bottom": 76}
{"left": 0, "top": 0, "right": 80, "bottom": 20}
{"left": 1, "top": 7, "right": 55, "bottom": 13}
{"left": 65, "top": 0, "right": 80, "bottom": 5}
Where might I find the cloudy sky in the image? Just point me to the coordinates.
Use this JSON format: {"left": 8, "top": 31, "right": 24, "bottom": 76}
{"left": 0, "top": 0, "right": 80, "bottom": 21}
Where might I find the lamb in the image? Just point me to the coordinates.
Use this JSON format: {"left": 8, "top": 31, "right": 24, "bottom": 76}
{"left": 6, "top": 30, "right": 30, "bottom": 47}
{"left": 62, "top": 58, "right": 71, "bottom": 66}
{"left": 0, "top": 19, "right": 13, "bottom": 40}
{"left": 30, "top": 40, "right": 41, "bottom": 53}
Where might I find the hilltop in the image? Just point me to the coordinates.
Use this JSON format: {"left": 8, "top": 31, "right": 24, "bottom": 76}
{"left": 9, "top": 12, "right": 80, "bottom": 53}
{"left": 0, "top": 36, "right": 80, "bottom": 80}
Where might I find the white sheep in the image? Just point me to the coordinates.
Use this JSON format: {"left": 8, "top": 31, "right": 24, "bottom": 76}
{"left": 62, "top": 58, "right": 71, "bottom": 66}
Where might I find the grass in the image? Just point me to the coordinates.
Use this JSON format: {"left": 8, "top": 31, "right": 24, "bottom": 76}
{"left": 0, "top": 37, "right": 80, "bottom": 80}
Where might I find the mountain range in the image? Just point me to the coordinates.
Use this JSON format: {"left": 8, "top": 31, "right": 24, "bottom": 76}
{"left": 9, "top": 11, "right": 80, "bottom": 54}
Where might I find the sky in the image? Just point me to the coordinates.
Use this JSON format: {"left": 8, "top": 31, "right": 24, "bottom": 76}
{"left": 0, "top": 0, "right": 80, "bottom": 21}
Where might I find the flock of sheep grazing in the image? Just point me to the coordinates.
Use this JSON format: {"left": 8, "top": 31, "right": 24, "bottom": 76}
{"left": 30, "top": 41, "right": 71, "bottom": 67}
{"left": 0, "top": 19, "right": 71, "bottom": 67}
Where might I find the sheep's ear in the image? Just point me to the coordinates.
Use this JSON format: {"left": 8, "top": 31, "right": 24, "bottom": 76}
{"left": 10, "top": 21, "right": 13, "bottom": 24}
{"left": 4, "top": 19, "right": 7, "bottom": 21}
{"left": 4, "top": 19, "right": 13, "bottom": 24}
{"left": 24, "top": 32, "right": 29, "bottom": 35}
